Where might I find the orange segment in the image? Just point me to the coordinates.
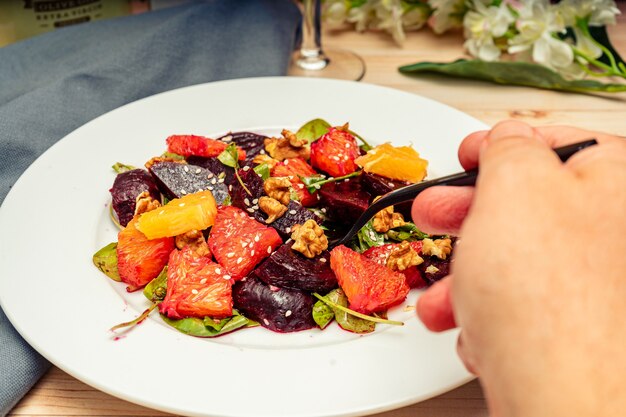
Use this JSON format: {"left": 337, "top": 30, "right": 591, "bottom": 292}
{"left": 136, "top": 190, "right": 217, "bottom": 239}
{"left": 355, "top": 143, "right": 428, "bottom": 183}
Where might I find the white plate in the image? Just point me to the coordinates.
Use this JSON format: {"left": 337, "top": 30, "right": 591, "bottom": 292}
{"left": 0, "top": 77, "right": 486, "bottom": 417}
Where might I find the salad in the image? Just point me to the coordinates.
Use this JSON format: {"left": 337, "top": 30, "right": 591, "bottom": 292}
{"left": 93, "top": 119, "right": 455, "bottom": 337}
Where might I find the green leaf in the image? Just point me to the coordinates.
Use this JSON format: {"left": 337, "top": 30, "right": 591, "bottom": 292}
{"left": 143, "top": 267, "right": 168, "bottom": 302}
{"left": 587, "top": 26, "right": 626, "bottom": 69}
{"left": 112, "top": 162, "right": 136, "bottom": 174}
{"left": 217, "top": 143, "right": 239, "bottom": 168}
{"left": 299, "top": 171, "right": 361, "bottom": 194}
{"left": 92, "top": 242, "right": 120, "bottom": 281}
{"left": 399, "top": 59, "right": 626, "bottom": 93}
{"left": 354, "top": 220, "right": 386, "bottom": 253}
{"left": 161, "top": 310, "right": 250, "bottom": 337}
{"left": 312, "top": 299, "right": 335, "bottom": 329}
{"left": 296, "top": 118, "right": 331, "bottom": 143}
{"left": 253, "top": 163, "right": 271, "bottom": 181}
{"left": 386, "top": 222, "right": 429, "bottom": 242}
{"left": 160, "top": 152, "right": 185, "bottom": 161}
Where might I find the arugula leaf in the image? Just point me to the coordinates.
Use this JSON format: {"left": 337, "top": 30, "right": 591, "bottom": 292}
{"left": 92, "top": 242, "right": 120, "bottom": 282}
{"left": 296, "top": 118, "right": 331, "bottom": 143}
{"left": 299, "top": 171, "right": 361, "bottom": 193}
{"left": 217, "top": 143, "right": 239, "bottom": 168}
{"left": 143, "top": 266, "right": 168, "bottom": 302}
{"left": 160, "top": 151, "right": 185, "bottom": 161}
{"left": 354, "top": 220, "right": 386, "bottom": 253}
{"left": 399, "top": 59, "right": 626, "bottom": 93}
{"left": 253, "top": 163, "right": 270, "bottom": 180}
{"left": 112, "top": 162, "right": 136, "bottom": 174}
{"left": 386, "top": 222, "right": 429, "bottom": 242}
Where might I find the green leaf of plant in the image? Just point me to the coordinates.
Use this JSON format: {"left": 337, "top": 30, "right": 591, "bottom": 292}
{"left": 588, "top": 26, "right": 626, "bottom": 69}
{"left": 354, "top": 220, "right": 386, "bottom": 253}
{"left": 217, "top": 143, "right": 239, "bottom": 168}
{"left": 143, "top": 266, "right": 168, "bottom": 302}
{"left": 399, "top": 59, "right": 626, "bottom": 93}
{"left": 312, "top": 299, "right": 335, "bottom": 329}
{"left": 386, "top": 222, "right": 429, "bottom": 242}
{"left": 161, "top": 310, "right": 250, "bottom": 337}
{"left": 322, "top": 289, "right": 374, "bottom": 333}
{"left": 296, "top": 118, "right": 331, "bottom": 143}
{"left": 253, "top": 163, "right": 271, "bottom": 180}
{"left": 160, "top": 151, "right": 185, "bottom": 161}
{"left": 299, "top": 171, "right": 361, "bottom": 194}
{"left": 112, "top": 162, "right": 136, "bottom": 174}
{"left": 92, "top": 242, "right": 120, "bottom": 281}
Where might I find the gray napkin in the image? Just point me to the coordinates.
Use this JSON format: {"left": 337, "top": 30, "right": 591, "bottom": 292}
{"left": 0, "top": 1, "right": 299, "bottom": 415}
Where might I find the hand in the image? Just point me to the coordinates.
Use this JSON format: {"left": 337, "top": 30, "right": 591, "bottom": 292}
{"left": 412, "top": 121, "right": 626, "bottom": 417}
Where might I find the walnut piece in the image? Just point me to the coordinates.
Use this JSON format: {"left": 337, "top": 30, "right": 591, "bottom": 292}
{"left": 290, "top": 219, "right": 328, "bottom": 258}
{"left": 421, "top": 238, "right": 453, "bottom": 260}
{"left": 264, "top": 177, "right": 292, "bottom": 205}
{"left": 175, "top": 230, "right": 211, "bottom": 257}
{"left": 252, "top": 154, "right": 279, "bottom": 169}
{"left": 134, "top": 191, "right": 161, "bottom": 216}
{"left": 386, "top": 241, "right": 423, "bottom": 271}
{"left": 144, "top": 156, "right": 184, "bottom": 170}
{"left": 264, "top": 129, "right": 310, "bottom": 161}
{"left": 425, "top": 265, "right": 440, "bottom": 275}
{"left": 258, "top": 196, "right": 287, "bottom": 224}
{"left": 372, "top": 206, "right": 405, "bottom": 233}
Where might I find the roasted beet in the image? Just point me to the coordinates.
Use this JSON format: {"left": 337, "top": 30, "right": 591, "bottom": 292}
{"left": 264, "top": 200, "right": 321, "bottom": 239}
{"left": 360, "top": 171, "right": 413, "bottom": 218}
{"left": 418, "top": 258, "right": 450, "bottom": 286}
{"left": 318, "top": 177, "right": 370, "bottom": 223}
{"left": 219, "top": 131, "right": 267, "bottom": 162}
{"left": 186, "top": 156, "right": 235, "bottom": 185}
{"left": 233, "top": 275, "right": 316, "bottom": 332}
{"left": 110, "top": 169, "right": 160, "bottom": 227}
{"left": 254, "top": 243, "right": 337, "bottom": 293}
{"left": 149, "top": 161, "right": 229, "bottom": 204}
{"left": 230, "top": 168, "right": 265, "bottom": 221}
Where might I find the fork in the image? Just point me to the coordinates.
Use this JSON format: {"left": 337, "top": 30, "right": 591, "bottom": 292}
{"left": 329, "top": 139, "right": 598, "bottom": 248}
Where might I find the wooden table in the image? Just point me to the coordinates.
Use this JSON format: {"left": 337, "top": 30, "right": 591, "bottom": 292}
{"left": 9, "top": 8, "right": 625, "bottom": 417}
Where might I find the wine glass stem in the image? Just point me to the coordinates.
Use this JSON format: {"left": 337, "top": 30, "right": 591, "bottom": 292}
{"left": 296, "top": 0, "right": 329, "bottom": 70}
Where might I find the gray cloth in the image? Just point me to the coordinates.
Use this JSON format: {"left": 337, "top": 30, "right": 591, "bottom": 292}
{"left": 0, "top": 2, "right": 300, "bottom": 415}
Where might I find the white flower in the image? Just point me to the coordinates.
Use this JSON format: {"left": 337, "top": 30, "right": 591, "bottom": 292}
{"left": 557, "top": 0, "right": 620, "bottom": 27}
{"left": 463, "top": 0, "right": 515, "bottom": 61}
{"left": 508, "top": 0, "right": 574, "bottom": 69}
{"left": 428, "top": 0, "right": 467, "bottom": 34}
{"left": 323, "top": 0, "right": 350, "bottom": 27}
{"left": 374, "top": 0, "right": 407, "bottom": 44}
{"left": 347, "top": 1, "right": 377, "bottom": 32}
{"left": 572, "top": 27, "right": 602, "bottom": 59}
{"left": 402, "top": 4, "right": 430, "bottom": 31}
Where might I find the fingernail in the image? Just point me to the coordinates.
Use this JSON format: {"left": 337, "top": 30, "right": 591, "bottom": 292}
{"left": 488, "top": 120, "right": 536, "bottom": 142}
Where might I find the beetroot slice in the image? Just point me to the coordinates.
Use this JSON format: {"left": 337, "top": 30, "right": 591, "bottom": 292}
{"left": 233, "top": 274, "right": 316, "bottom": 333}
{"left": 254, "top": 243, "right": 337, "bottom": 293}
{"left": 149, "top": 161, "right": 229, "bottom": 204}
{"left": 264, "top": 201, "right": 321, "bottom": 240}
{"left": 186, "top": 156, "right": 235, "bottom": 185}
{"left": 360, "top": 171, "right": 413, "bottom": 218}
{"left": 230, "top": 168, "right": 265, "bottom": 222}
{"left": 318, "top": 178, "right": 370, "bottom": 223}
{"left": 219, "top": 132, "right": 267, "bottom": 162}
{"left": 110, "top": 169, "right": 160, "bottom": 227}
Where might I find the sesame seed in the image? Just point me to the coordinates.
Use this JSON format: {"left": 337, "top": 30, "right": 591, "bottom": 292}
{"left": 200, "top": 278, "right": 207, "bottom": 284}
{"left": 179, "top": 203, "right": 185, "bottom": 207}
{"left": 263, "top": 319, "right": 270, "bottom": 325}
{"left": 314, "top": 184, "right": 321, "bottom": 190}
{"left": 227, "top": 252, "right": 235, "bottom": 258}
{"left": 254, "top": 235, "right": 260, "bottom": 242}
{"left": 332, "top": 156, "right": 340, "bottom": 161}
{"left": 319, "top": 258, "right": 327, "bottom": 263}
{"left": 244, "top": 198, "right": 250, "bottom": 206}
{"left": 251, "top": 250, "right": 255, "bottom": 256}
{"left": 207, "top": 172, "right": 214, "bottom": 178}
{"left": 243, "top": 165, "right": 250, "bottom": 171}
{"left": 195, "top": 168, "right": 202, "bottom": 174}
{"left": 260, "top": 150, "right": 266, "bottom": 155}
{"left": 252, "top": 198, "right": 258, "bottom": 204}
{"left": 236, "top": 257, "right": 243, "bottom": 264}
{"left": 289, "top": 210, "right": 297, "bottom": 215}
{"left": 298, "top": 184, "right": 304, "bottom": 189}
{"left": 267, "top": 246, "right": 272, "bottom": 254}
{"left": 223, "top": 274, "right": 231, "bottom": 280}
{"left": 228, "top": 185, "right": 233, "bottom": 191}
{"left": 345, "top": 143, "right": 351, "bottom": 148}
{"left": 321, "top": 208, "right": 327, "bottom": 213}
{"left": 208, "top": 186, "right": 214, "bottom": 191}
{"left": 215, "top": 267, "right": 221, "bottom": 274}
{"left": 241, "top": 241, "right": 248, "bottom": 248}
{"left": 218, "top": 178, "right": 225, "bottom": 183}
{"left": 191, "top": 289, "right": 198, "bottom": 295}
{"left": 285, "top": 310, "right": 292, "bottom": 317}
{"left": 388, "top": 182, "right": 395, "bottom": 187}
{"left": 180, "top": 189, "right": 187, "bottom": 194}
{"left": 159, "top": 210, "right": 165, "bottom": 215}
{"left": 247, "top": 208, "right": 254, "bottom": 213}
{"left": 211, "top": 178, "right": 217, "bottom": 185}
{"left": 284, "top": 160, "right": 289, "bottom": 165}
{"left": 251, "top": 205, "right": 259, "bottom": 210}
{"left": 285, "top": 227, "right": 291, "bottom": 233}
{"left": 222, "top": 135, "right": 232, "bottom": 142}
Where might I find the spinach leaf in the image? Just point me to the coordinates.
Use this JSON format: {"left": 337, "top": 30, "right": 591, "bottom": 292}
{"left": 386, "top": 222, "right": 429, "bottom": 242}
{"left": 143, "top": 267, "right": 168, "bottom": 302}
{"left": 399, "top": 59, "right": 626, "bottom": 93}
{"left": 217, "top": 143, "right": 239, "bottom": 168}
{"left": 312, "top": 299, "right": 335, "bottom": 329}
{"left": 296, "top": 118, "right": 331, "bottom": 143}
{"left": 316, "top": 289, "right": 375, "bottom": 333}
{"left": 354, "top": 220, "right": 386, "bottom": 253}
{"left": 299, "top": 171, "right": 361, "bottom": 194}
{"left": 92, "top": 242, "right": 120, "bottom": 282}
{"left": 162, "top": 310, "right": 250, "bottom": 337}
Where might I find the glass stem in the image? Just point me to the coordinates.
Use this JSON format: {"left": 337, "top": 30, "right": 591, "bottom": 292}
{"left": 296, "top": 0, "right": 329, "bottom": 70}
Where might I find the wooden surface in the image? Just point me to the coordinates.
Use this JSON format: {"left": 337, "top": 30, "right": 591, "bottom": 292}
{"left": 9, "top": 8, "right": 625, "bottom": 417}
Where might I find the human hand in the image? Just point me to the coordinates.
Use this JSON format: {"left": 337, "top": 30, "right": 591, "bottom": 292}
{"left": 413, "top": 121, "right": 626, "bottom": 416}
